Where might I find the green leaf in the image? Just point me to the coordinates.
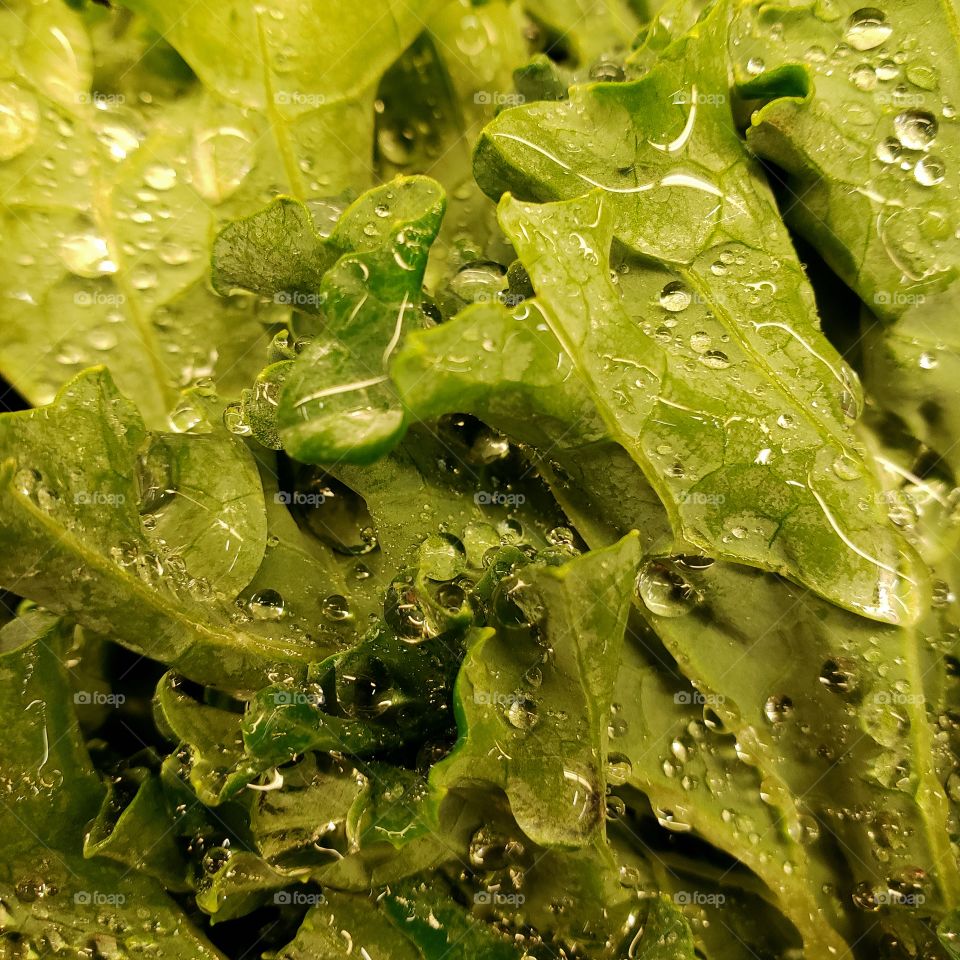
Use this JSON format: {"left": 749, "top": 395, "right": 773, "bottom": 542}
{"left": 0, "top": 369, "right": 340, "bottom": 690}
{"left": 0, "top": 610, "right": 227, "bottom": 958}
{"left": 272, "top": 890, "right": 421, "bottom": 960}
{"left": 613, "top": 640, "right": 857, "bottom": 959}
{"left": 83, "top": 770, "right": 192, "bottom": 892}
{"left": 431, "top": 535, "right": 639, "bottom": 848}
{"left": 495, "top": 186, "right": 924, "bottom": 623}
{"left": 734, "top": 0, "right": 960, "bottom": 471}
{"left": 155, "top": 671, "right": 268, "bottom": 804}
{"left": 117, "top": 0, "right": 445, "bottom": 197}
{"left": 276, "top": 180, "right": 446, "bottom": 464}
{"left": 211, "top": 197, "right": 334, "bottom": 309}
{"left": 0, "top": 610, "right": 103, "bottom": 850}
{"left": 211, "top": 177, "right": 447, "bottom": 464}
{"left": 467, "top": 1, "right": 928, "bottom": 621}
{"left": 0, "top": 0, "right": 280, "bottom": 426}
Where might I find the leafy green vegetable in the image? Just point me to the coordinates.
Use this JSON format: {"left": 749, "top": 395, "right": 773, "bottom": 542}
{"left": 5, "top": 2, "right": 960, "bottom": 958}
{"left": 733, "top": 0, "right": 960, "bottom": 473}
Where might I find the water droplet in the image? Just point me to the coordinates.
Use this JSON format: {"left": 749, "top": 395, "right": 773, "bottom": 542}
{"left": 506, "top": 696, "right": 539, "bottom": 731}
{"left": 819, "top": 658, "right": 859, "bottom": 697}
{"left": 850, "top": 63, "right": 877, "bottom": 91}
{"left": 946, "top": 770, "right": 960, "bottom": 802}
{"left": 607, "top": 753, "right": 633, "bottom": 786}
{"left": 636, "top": 560, "right": 698, "bottom": 617}
{"left": 876, "top": 137, "right": 902, "bottom": 163}
{"left": 322, "top": 594, "right": 351, "bottom": 622}
{"left": 844, "top": 9, "right": 892, "bottom": 51}
{"left": 605, "top": 795, "right": 627, "bottom": 821}
{"left": 0, "top": 82, "right": 39, "bottom": 160}
{"left": 222, "top": 402, "right": 251, "bottom": 435}
{"left": 699, "top": 350, "right": 730, "bottom": 370}
{"left": 60, "top": 233, "right": 116, "bottom": 278}
{"left": 915, "top": 155, "right": 945, "bottom": 186}
{"left": 419, "top": 532, "right": 466, "bottom": 581}
{"left": 659, "top": 281, "right": 692, "bottom": 313}
{"left": 832, "top": 454, "right": 862, "bottom": 480}
{"left": 764, "top": 695, "right": 794, "bottom": 723}
{"left": 918, "top": 350, "right": 939, "bottom": 369}
{"left": 144, "top": 163, "right": 177, "bottom": 191}
{"left": 689, "top": 331, "right": 711, "bottom": 353}
{"left": 589, "top": 59, "right": 625, "bottom": 82}
{"left": 469, "top": 826, "right": 524, "bottom": 870}
{"left": 248, "top": 589, "right": 285, "bottom": 621}
{"left": 192, "top": 127, "right": 255, "bottom": 204}
{"left": 906, "top": 64, "right": 938, "bottom": 90}
{"left": 746, "top": 57, "right": 766, "bottom": 76}
{"left": 894, "top": 110, "right": 938, "bottom": 149}
{"left": 876, "top": 59, "right": 899, "bottom": 81}
{"left": 385, "top": 580, "right": 432, "bottom": 642}
{"left": 654, "top": 806, "right": 692, "bottom": 832}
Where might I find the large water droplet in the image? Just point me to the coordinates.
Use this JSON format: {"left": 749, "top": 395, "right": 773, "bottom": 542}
{"left": 659, "top": 281, "right": 692, "bottom": 313}
{"left": 248, "top": 589, "right": 285, "bottom": 621}
{"left": 894, "top": 110, "right": 937, "bottom": 150}
{"left": 636, "top": 560, "right": 698, "bottom": 617}
{"left": 915, "top": 155, "right": 945, "bottom": 186}
{"left": 60, "top": 233, "right": 117, "bottom": 278}
{"left": 192, "top": 127, "right": 255, "bottom": 204}
{"left": 844, "top": 9, "right": 892, "bottom": 51}
{"left": 0, "top": 82, "right": 40, "bottom": 160}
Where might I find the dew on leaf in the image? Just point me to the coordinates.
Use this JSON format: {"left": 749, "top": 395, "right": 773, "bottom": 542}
{"left": 0, "top": 81, "right": 40, "bottom": 160}
{"left": 636, "top": 560, "right": 698, "bottom": 617}
{"left": 659, "top": 280, "right": 692, "bottom": 312}
{"left": 894, "top": 109, "right": 938, "bottom": 149}
{"left": 322, "top": 594, "right": 351, "bottom": 622}
{"left": 844, "top": 8, "right": 892, "bottom": 51}
{"left": 248, "top": 589, "right": 285, "bottom": 621}
{"left": 60, "top": 233, "right": 117, "bottom": 278}
{"left": 915, "top": 155, "right": 945, "bottom": 186}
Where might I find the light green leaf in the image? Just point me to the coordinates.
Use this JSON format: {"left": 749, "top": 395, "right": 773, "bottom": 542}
{"left": 0, "top": 0, "right": 281, "bottom": 426}
{"left": 431, "top": 535, "right": 639, "bottom": 847}
{"left": 614, "top": 641, "right": 856, "bottom": 959}
{"left": 494, "top": 186, "right": 924, "bottom": 624}
{"left": 276, "top": 180, "right": 446, "bottom": 464}
{"left": 734, "top": 0, "right": 960, "bottom": 471}
{"left": 0, "top": 368, "right": 330, "bottom": 691}
{"left": 0, "top": 610, "right": 227, "bottom": 958}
